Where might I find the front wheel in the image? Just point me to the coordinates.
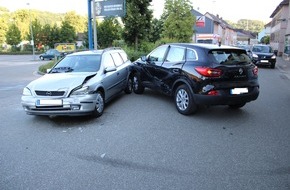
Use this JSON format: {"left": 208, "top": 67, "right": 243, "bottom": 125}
{"left": 174, "top": 84, "right": 197, "bottom": 115}
{"left": 92, "top": 91, "right": 104, "bottom": 117}
{"left": 132, "top": 73, "right": 144, "bottom": 94}
{"left": 124, "top": 76, "right": 133, "bottom": 94}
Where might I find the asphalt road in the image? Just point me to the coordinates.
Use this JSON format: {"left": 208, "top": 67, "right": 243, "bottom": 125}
{"left": 0, "top": 55, "right": 290, "bottom": 190}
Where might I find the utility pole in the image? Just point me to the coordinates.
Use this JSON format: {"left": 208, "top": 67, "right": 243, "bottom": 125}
{"left": 26, "top": 3, "right": 35, "bottom": 60}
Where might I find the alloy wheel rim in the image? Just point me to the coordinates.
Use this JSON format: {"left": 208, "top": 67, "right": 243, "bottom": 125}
{"left": 176, "top": 89, "right": 189, "bottom": 111}
{"left": 133, "top": 76, "right": 138, "bottom": 90}
{"left": 96, "top": 93, "right": 104, "bottom": 113}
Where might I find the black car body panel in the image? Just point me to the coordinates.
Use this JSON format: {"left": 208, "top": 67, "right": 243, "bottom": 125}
{"left": 132, "top": 43, "right": 260, "bottom": 114}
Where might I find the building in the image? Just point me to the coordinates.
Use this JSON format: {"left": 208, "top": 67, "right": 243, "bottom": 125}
{"left": 270, "top": 0, "right": 289, "bottom": 56}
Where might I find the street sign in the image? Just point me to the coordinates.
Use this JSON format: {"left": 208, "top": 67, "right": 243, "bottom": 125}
{"left": 54, "top": 43, "right": 76, "bottom": 52}
{"left": 196, "top": 16, "right": 205, "bottom": 27}
{"left": 95, "top": 0, "right": 125, "bottom": 17}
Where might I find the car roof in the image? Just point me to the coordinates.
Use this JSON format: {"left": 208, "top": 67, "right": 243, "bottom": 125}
{"left": 66, "top": 47, "right": 125, "bottom": 56}
{"left": 167, "top": 43, "right": 240, "bottom": 50}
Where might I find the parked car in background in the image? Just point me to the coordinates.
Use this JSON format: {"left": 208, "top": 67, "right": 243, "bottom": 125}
{"left": 131, "top": 43, "right": 260, "bottom": 115}
{"left": 22, "top": 47, "right": 133, "bottom": 117}
{"left": 236, "top": 44, "right": 251, "bottom": 56}
{"left": 39, "top": 49, "right": 65, "bottom": 60}
{"left": 250, "top": 44, "right": 276, "bottom": 68}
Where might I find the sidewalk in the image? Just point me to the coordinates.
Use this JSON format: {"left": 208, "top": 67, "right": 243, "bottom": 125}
{"left": 276, "top": 56, "right": 290, "bottom": 80}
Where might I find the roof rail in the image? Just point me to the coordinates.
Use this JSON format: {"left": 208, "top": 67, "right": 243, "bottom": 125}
{"left": 103, "top": 47, "right": 122, "bottom": 52}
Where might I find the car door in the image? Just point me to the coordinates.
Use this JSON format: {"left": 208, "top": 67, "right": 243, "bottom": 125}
{"left": 142, "top": 45, "right": 169, "bottom": 90}
{"left": 101, "top": 53, "right": 120, "bottom": 99}
{"left": 156, "top": 46, "right": 186, "bottom": 94}
{"left": 110, "top": 52, "right": 128, "bottom": 91}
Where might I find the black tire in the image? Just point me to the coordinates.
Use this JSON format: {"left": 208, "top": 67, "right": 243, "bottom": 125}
{"left": 132, "top": 73, "right": 144, "bottom": 94}
{"left": 92, "top": 91, "right": 104, "bottom": 117}
{"left": 124, "top": 76, "right": 133, "bottom": 94}
{"left": 270, "top": 63, "right": 275, "bottom": 69}
{"left": 228, "top": 103, "right": 246, "bottom": 109}
{"left": 174, "top": 84, "right": 197, "bottom": 115}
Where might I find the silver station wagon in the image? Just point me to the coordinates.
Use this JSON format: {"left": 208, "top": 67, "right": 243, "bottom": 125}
{"left": 21, "top": 47, "right": 133, "bottom": 117}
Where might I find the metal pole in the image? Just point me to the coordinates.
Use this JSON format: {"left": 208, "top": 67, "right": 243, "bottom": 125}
{"left": 27, "top": 3, "right": 35, "bottom": 60}
{"left": 88, "top": 0, "right": 93, "bottom": 50}
{"left": 93, "top": 0, "right": 98, "bottom": 50}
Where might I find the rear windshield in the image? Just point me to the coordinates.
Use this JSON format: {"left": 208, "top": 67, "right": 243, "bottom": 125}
{"left": 209, "top": 49, "right": 251, "bottom": 65}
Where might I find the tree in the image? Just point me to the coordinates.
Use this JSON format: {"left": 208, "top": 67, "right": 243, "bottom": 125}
{"left": 161, "top": 0, "right": 195, "bottom": 42}
{"left": 123, "top": 0, "right": 153, "bottom": 50}
{"left": 26, "top": 19, "right": 43, "bottom": 50}
{"left": 0, "top": 7, "right": 10, "bottom": 44}
{"left": 63, "top": 11, "right": 87, "bottom": 33}
{"left": 227, "top": 19, "right": 265, "bottom": 33}
{"left": 59, "top": 20, "right": 77, "bottom": 43}
{"left": 97, "top": 17, "right": 122, "bottom": 48}
{"left": 5, "top": 23, "right": 22, "bottom": 47}
{"left": 47, "top": 24, "right": 61, "bottom": 48}
{"left": 148, "top": 18, "right": 163, "bottom": 43}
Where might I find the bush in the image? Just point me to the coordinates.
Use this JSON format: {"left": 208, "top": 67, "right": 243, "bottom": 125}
{"left": 38, "top": 61, "right": 56, "bottom": 74}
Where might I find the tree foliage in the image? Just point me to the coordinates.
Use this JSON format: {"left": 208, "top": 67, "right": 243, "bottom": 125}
{"left": 122, "top": 0, "right": 153, "bottom": 50}
{"left": 5, "top": 23, "right": 21, "bottom": 46}
{"left": 162, "top": 0, "right": 195, "bottom": 42}
{"left": 226, "top": 19, "right": 265, "bottom": 33}
{"left": 97, "top": 18, "right": 122, "bottom": 48}
{"left": 59, "top": 20, "right": 77, "bottom": 43}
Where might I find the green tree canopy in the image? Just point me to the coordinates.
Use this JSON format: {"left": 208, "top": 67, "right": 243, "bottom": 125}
{"left": 97, "top": 17, "right": 122, "bottom": 48}
{"left": 59, "top": 20, "right": 77, "bottom": 43}
{"left": 162, "top": 0, "right": 195, "bottom": 42}
{"left": 5, "top": 23, "right": 21, "bottom": 46}
{"left": 123, "top": 0, "right": 153, "bottom": 50}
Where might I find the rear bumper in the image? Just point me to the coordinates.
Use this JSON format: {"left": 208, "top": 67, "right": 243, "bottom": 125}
{"left": 194, "top": 86, "right": 259, "bottom": 106}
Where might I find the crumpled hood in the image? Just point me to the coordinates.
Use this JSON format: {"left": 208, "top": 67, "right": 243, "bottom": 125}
{"left": 27, "top": 72, "right": 96, "bottom": 92}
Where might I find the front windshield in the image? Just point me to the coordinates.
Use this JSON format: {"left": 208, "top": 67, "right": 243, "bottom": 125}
{"left": 51, "top": 55, "right": 101, "bottom": 73}
{"left": 209, "top": 49, "right": 251, "bottom": 65}
{"left": 252, "top": 45, "right": 272, "bottom": 53}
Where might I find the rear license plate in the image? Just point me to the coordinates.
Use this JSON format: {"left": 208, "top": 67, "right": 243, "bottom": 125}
{"left": 36, "top": 99, "right": 63, "bottom": 106}
{"left": 230, "top": 88, "right": 248, "bottom": 95}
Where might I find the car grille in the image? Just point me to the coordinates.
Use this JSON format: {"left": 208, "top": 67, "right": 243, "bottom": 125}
{"left": 35, "top": 90, "right": 65, "bottom": 96}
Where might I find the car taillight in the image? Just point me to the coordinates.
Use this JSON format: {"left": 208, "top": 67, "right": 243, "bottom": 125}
{"left": 195, "top": 67, "right": 222, "bottom": 77}
{"left": 252, "top": 66, "right": 258, "bottom": 76}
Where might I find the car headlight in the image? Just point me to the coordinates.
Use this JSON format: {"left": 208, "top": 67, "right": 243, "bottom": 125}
{"left": 252, "top": 54, "right": 258, "bottom": 58}
{"left": 71, "top": 86, "right": 90, "bottom": 95}
{"left": 22, "top": 87, "right": 32, "bottom": 96}
{"left": 271, "top": 55, "right": 276, "bottom": 59}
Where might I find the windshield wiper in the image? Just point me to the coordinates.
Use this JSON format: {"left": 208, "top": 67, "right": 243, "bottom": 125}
{"left": 51, "top": 67, "right": 74, "bottom": 73}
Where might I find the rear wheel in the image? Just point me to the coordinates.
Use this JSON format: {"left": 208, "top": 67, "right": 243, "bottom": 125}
{"left": 132, "top": 73, "right": 144, "bottom": 94}
{"left": 228, "top": 103, "right": 246, "bottom": 109}
{"left": 92, "top": 91, "right": 104, "bottom": 117}
{"left": 174, "top": 84, "right": 197, "bottom": 115}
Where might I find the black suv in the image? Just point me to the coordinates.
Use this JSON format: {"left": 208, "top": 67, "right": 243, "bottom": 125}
{"left": 131, "top": 43, "right": 259, "bottom": 115}
{"left": 250, "top": 44, "right": 276, "bottom": 68}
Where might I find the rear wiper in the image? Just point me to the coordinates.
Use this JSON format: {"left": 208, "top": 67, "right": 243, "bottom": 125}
{"left": 51, "top": 67, "right": 74, "bottom": 73}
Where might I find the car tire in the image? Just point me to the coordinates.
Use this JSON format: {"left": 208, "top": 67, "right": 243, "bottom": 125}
{"left": 132, "top": 73, "right": 144, "bottom": 94}
{"left": 124, "top": 76, "right": 133, "bottom": 94}
{"left": 228, "top": 103, "right": 246, "bottom": 109}
{"left": 174, "top": 84, "right": 197, "bottom": 115}
{"left": 92, "top": 91, "right": 104, "bottom": 117}
{"left": 270, "top": 63, "right": 275, "bottom": 69}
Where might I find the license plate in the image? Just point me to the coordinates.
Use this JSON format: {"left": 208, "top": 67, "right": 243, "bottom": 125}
{"left": 230, "top": 88, "right": 248, "bottom": 95}
{"left": 261, "top": 60, "right": 268, "bottom": 63}
{"left": 36, "top": 99, "right": 63, "bottom": 106}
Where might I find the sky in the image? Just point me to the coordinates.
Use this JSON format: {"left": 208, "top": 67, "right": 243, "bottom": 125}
{"left": 0, "top": 0, "right": 284, "bottom": 23}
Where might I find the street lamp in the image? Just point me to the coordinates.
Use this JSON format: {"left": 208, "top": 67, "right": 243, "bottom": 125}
{"left": 26, "top": 3, "right": 35, "bottom": 60}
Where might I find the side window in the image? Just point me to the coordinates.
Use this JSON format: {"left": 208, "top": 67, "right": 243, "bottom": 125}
{"left": 186, "top": 49, "right": 197, "bottom": 61}
{"left": 111, "top": 52, "right": 124, "bottom": 67}
{"left": 148, "top": 45, "right": 168, "bottom": 62}
{"left": 166, "top": 46, "right": 185, "bottom": 62}
{"left": 102, "top": 54, "right": 115, "bottom": 68}
{"left": 119, "top": 52, "right": 129, "bottom": 62}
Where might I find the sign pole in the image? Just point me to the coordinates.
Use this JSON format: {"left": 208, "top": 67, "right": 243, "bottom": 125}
{"left": 87, "top": 0, "right": 93, "bottom": 50}
{"left": 93, "top": 0, "right": 98, "bottom": 50}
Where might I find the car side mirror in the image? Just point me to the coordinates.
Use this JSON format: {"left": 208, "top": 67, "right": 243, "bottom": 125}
{"left": 141, "top": 56, "right": 147, "bottom": 62}
{"left": 104, "top": 66, "right": 117, "bottom": 73}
